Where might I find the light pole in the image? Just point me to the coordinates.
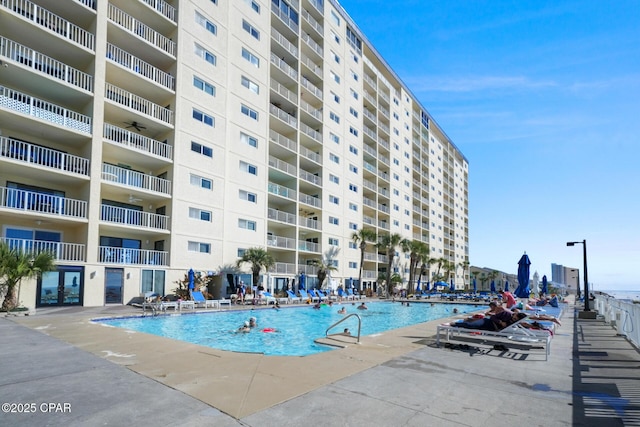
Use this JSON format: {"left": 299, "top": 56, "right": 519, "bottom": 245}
{"left": 567, "top": 240, "right": 590, "bottom": 312}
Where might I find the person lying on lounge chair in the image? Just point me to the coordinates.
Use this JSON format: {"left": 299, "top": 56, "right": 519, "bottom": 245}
{"left": 449, "top": 310, "right": 526, "bottom": 331}
{"left": 512, "top": 308, "right": 561, "bottom": 326}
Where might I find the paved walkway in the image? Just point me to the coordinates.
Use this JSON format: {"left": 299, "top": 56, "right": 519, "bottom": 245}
{"left": 1, "top": 300, "right": 639, "bottom": 427}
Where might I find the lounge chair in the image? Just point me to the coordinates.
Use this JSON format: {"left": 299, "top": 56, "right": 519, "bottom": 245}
{"left": 287, "top": 290, "right": 301, "bottom": 304}
{"left": 436, "top": 315, "right": 553, "bottom": 360}
{"left": 299, "top": 289, "right": 318, "bottom": 303}
{"left": 191, "top": 291, "right": 218, "bottom": 309}
{"left": 261, "top": 291, "right": 277, "bottom": 305}
{"left": 347, "top": 289, "right": 364, "bottom": 300}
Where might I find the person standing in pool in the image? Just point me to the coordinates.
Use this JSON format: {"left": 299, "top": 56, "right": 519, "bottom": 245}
{"left": 357, "top": 302, "right": 368, "bottom": 310}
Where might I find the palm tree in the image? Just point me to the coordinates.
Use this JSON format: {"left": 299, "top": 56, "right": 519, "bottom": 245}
{"left": 487, "top": 270, "right": 500, "bottom": 292}
{"left": 443, "top": 260, "right": 456, "bottom": 289}
{"left": 401, "top": 239, "right": 428, "bottom": 294}
{"left": 312, "top": 246, "right": 341, "bottom": 289}
{"left": 236, "top": 247, "right": 275, "bottom": 290}
{"left": 0, "top": 242, "right": 56, "bottom": 311}
{"left": 351, "top": 228, "right": 377, "bottom": 291}
{"left": 458, "top": 260, "right": 470, "bottom": 290}
{"left": 417, "top": 251, "right": 437, "bottom": 291}
{"left": 376, "top": 233, "right": 404, "bottom": 297}
{"left": 432, "top": 257, "right": 447, "bottom": 282}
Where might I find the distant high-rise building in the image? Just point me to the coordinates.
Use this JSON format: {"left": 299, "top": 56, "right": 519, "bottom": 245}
{"left": 0, "top": 0, "right": 468, "bottom": 308}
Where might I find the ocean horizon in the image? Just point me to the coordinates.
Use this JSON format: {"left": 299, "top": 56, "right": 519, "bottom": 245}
{"left": 598, "top": 290, "right": 640, "bottom": 301}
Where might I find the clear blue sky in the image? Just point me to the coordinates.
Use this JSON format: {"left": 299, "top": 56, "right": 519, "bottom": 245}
{"left": 337, "top": 0, "right": 640, "bottom": 290}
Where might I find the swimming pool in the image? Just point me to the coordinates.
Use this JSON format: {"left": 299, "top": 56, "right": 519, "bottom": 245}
{"left": 98, "top": 302, "right": 484, "bottom": 356}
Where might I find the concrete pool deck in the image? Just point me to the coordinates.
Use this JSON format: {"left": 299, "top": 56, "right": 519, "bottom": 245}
{"left": 2, "top": 297, "right": 640, "bottom": 426}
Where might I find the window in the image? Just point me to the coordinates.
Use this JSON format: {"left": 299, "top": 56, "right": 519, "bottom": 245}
{"left": 349, "top": 222, "right": 357, "bottom": 230}
{"left": 193, "top": 76, "right": 215, "bottom": 96}
{"left": 349, "top": 164, "right": 358, "bottom": 173}
{"left": 190, "top": 173, "right": 212, "bottom": 189}
{"left": 349, "top": 242, "right": 357, "bottom": 249}
{"left": 350, "top": 89, "right": 359, "bottom": 100}
{"left": 328, "top": 237, "right": 339, "bottom": 246}
{"left": 329, "top": 195, "right": 339, "bottom": 205}
{"left": 239, "top": 190, "right": 257, "bottom": 203}
{"left": 330, "top": 10, "right": 341, "bottom": 26}
{"left": 195, "top": 12, "right": 217, "bottom": 35}
{"left": 241, "top": 104, "right": 259, "bottom": 120}
{"left": 346, "top": 27, "right": 362, "bottom": 52}
{"left": 329, "top": 216, "right": 339, "bottom": 225}
{"left": 240, "top": 161, "right": 257, "bottom": 175}
{"left": 393, "top": 204, "right": 399, "bottom": 211}
{"left": 393, "top": 158, "right": 400, "bottom": 166}
{"left": 241, "top": 132, "right": 258, "bottom": 148}
{"left": 243, "top": 0, "right": 260, "bottom": 13}
{"left": 330, "top": 91, "right": 340, "bottom": 103}
{"left": 329, "top": 153, "right": 340, "bottom": 164}
{"left": 349, "top": 145, "right": 358, "bottom": 155}
{"left": 349, "top": 202, "right": 358, "bottom": 211}
{"left": 332, "top": 51, "right": 340, "bottom": 63}
{"left": 349, "top": 107, "right": 358, "bottom": 118}
{"left": 191, "top": 141, "right": 213, "bottom": 157}
{"left": 349, "top": 261, "right": 357, "bottom": 269}
{"left": 242, "top": 48, "right": 260, "bottom": 67}
{"left": 331, "top": 30, "right": 340, "bottom": 44}
{"left": 393, "top": 189, "right": 399, "bottom": 196}
{"left": 329, "top": 112, "right": 340, "bottom": 123}
{"left": 195, "top": 43, "right": 216, "bottom": 65}
{"left": 330, "top": 71, "right": 340, "bottom": 83}
{"left": 349, "top": 127, "right": 358, "bottom": 136}
{"left": 351, "top": 70, "right": 358, "bottom": 81}
{"left": 188, "top": 241, "right": 211, "bottom": 253}
{"left": 241, "top": 76, "right": 259, "bottom": 94}
{"left": 242, "top": 20, "right": 260, "bottom": 40}
{"left": 329, "top": 133, "right": 340, "bottom": 144}
{"left": 189, "top": 207, "right": 212, "bottom": 221}
{"left": 192, "top": 109, "right": 214, "bottom": 126}
{"left": 349, "top": 183, "right": 358, "bottom": 193}
{"left": 329, "top": 174, "right": 339, "bottom": 184}
{"left": 238, "top": 219, "right": 257, "bottom": 231}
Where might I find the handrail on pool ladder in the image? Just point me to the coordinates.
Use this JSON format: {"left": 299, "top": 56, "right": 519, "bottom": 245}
{"left": 325, "top": 313, "right": 361, "bottom": 343}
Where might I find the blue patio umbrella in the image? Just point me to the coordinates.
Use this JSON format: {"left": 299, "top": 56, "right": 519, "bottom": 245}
{"left": 515, "top": 253, "right": 531, "bottom": 298}
{"left": 450, "top": 279, "right": 455, "bottom": 293}
{"left": 188, "top": 268, "right": 195, "bottom": 290}
{"left": 490, "top": 280, "right": 496, "bottom": 293}
{"left": 299, "top": 273, "right": 305, "bottom": 290}
{"left": 415, "top": 281, "right": 421, "bottom": 294}
{"left": 472, "top": 278, "right": 477, "bottom": 293}
{"left": 541, "top": 275, "right": 548, "bottom": 295}
{"left": 504, "top": 281, "right": 509, "bottom": 292}
{"left": 425, "top": 281, "right": 430, "bottom": 291}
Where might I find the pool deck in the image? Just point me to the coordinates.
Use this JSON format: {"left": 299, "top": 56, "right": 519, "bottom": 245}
{"left": 2, "top": 296, "right": 640, "bottom": 426}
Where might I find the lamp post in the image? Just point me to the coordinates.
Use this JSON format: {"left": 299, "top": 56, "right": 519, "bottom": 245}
{"left": 567, "top": 240, "right": 590, "bottom": 312}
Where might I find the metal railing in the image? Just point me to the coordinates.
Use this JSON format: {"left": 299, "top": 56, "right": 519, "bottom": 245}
{"left": 98, "top": 246, "right": 168, "bottom": 266}
{"left": 325, "top": 313, "right": 361, "bottom": 343}
{"left": 0, "top": 136, "right": 89, "bottom": 175}
{"left": 139, "top": 0, "right": 176, "bottom": 23}
{"left": 108, "top": 4, "right": 175, "bottom": 56}
{"left": 100, "top": 204, "right": 169, "bottom": 231}
{"left": 1, "top": 237, "right": 85, "bottom": 262}
{"left": 105, "top": 83, "right": 173, "bottom": 125}
{"left": 1, "top": 36, "right": 93, "bottom": 92}
{"left": 106, "top": 43, "right": 174, "bottom": 90}
{"left": 0, "top": 85, "right": 91, "bottom": 133}
{"left": 103, "top": 123, "right": 172, "bottom": 160}
{"left": 101, "top": 163, "right": 171, "bottom": 195}
{"left": 0, "top": 186, "right": 87, "bottom": 219}
{"left": 593, "top": 294, "right": 640, "bottom": 349}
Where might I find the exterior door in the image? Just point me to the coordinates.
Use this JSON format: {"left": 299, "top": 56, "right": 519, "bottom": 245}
{"left": 105, "top": 268, "right": 124, "bottom": 304}
{"left": 37, "top": 267, "right": 83, "bottom": 307}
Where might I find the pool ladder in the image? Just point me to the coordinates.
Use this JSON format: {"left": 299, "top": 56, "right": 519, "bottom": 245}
{"left": 325, "top": 313, "right": 361, "bottom": 343}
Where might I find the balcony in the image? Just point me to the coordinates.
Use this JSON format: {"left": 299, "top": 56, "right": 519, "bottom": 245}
{"left": 299, "top": 216, "right": 320, "bottom": 230}
{"left": 271, "top": 28, "right": 298, "bottom": 58}
{"left": 108, "top": 4, "right": 176, "bottom": 57}
{"left": 1, "top": 0, "right": 95, "bottom": 50}
{"left": 0, "top": 85, "right": 91, "bottom": 133}
{"left": 105, "top": 83, "right": 173, "bottom": 125}
{"left": 102, "top": 163, "right": 171, "bottom": 196}
{"left": 268, "top": 182, "right": 296, "bottom": 201}
{"left": 106, "top": 43, "right": 175, "bottom": 91}
{"left": 1, "top": 237, "right": 85, "bottom": 262}
{"left": 298, "top": 240, "right": 320, "bottom": 253}
{"left": 299, "top": 122, "right": 322, "bottom": 143}
{"left": 299, "top": 192, "right": 321, "bottom": 208}
{"left": 270, "top": 79, "right": 298, "bottom": 104}
{"left": 270, "top": 54, "right": 298, "bottom": 81}
{"left": 268, "top": 208, "right": 296, "bottom": 225}
{"left": 271, "top": 2, "right": 299, "bottom": 33}
{"left": 301, "top": 32, "right": 323, "bottom": 57}
{"left": 299, "top": 145, "right": 321, "bottom": 164}
{"left": 269, "top": 129, "right": 297, "bottom": 152}
{"left": 0, "top": 186, "right": 88, "bottom": 219}
{"left": 0, "top": 136, "right": 90, "bottom": 176}
{"left": 269, "top": 103, "right": 297, "bottom": 128}
{"left": 101, "top": 204, "right": 169, "bottom": 231}
{"left": 301, "top": 77, "right": 322, "bottom": 100}
{"left": 269, "top": 155, "right": 297, "bottom": 176}
{"left": 1, "top": 36, "right": 93, "bottom": 92}
{"left": 103, "top": 123, "right": 173, "bottom": 161}
{"left": 301, "top": 54, "right": 322, "bottom": 79}
{"left": 99, "top": 246, "right": 168, "bottom": 266}
{"left": 267, "top": 234, "right": 296, "bottom": 250}
{"left": 301, "top": 8, "right": 323, "bottom": 36}
{"left": 299, "top": 168, "right": 320, "bottom": 186}
{"left": 269, "top": 262, "right": 297, "bottom": 274}
{"left": 139, "top": 0, "right": 177, "bottom": 23}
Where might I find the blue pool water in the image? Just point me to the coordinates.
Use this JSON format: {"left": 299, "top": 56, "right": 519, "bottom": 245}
{"left": 98, "top": 302, "right": 484, "bottom": 356}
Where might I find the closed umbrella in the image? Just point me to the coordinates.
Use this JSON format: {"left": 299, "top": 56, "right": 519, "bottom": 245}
{"left": 515, "top": 253, "right": 531, "bottom": 298}
{"left": 504, "top": 281, "right": 509, "bottom": 292}
{"left": 450, "top": 279, "right": 455, "bottom": 293}
{"left": 425, "top": 281, "right": 430, "bottom": 292}
{"left": 299, "top": 273, "right": 305, "bottom": 290}
{"left": 541, "top": 275, "right": 548, "bottom": 295}
{"left": 188, "top": 268, "right": 195, "bottom": 290}
{"left": 472, "top": 278, "right": 477, "bottom": 293}
{"left": 490, "top": 280, "right": 496, "bottom": 293}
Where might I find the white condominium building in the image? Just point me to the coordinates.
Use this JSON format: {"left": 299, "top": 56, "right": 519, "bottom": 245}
{"left": 0, "top": 0, "right": 468, "bottom": 308}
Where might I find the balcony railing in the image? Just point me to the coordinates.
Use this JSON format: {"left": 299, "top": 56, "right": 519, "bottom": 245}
{"left": 298, "top": 240, "right": 319, "bottom": 252}
{"left": 271, "top": 28, "right": 298, "bottom": 57}
{"left": 0, "top": 186, "right": 87, "bottom": 219}
{"left": 298, "top": 264, "right": 318, "bottom": 275}
{"left": 102, "top": 163, "right": 171, "bottom": 195}
{"left": 99, "top": 246, "right": 168, "bottom": 266}
{"left": 299, "top": 122, "right": 322, "bottom": 142}
{"left": 267, "top": 235, "right": 296, "bottom": 250}
{"left": 301, "top": 32, "right": 323, "bottom": 57}
{"left": 267, "top": 207, "right": 296, "bottom": 225}
{"left": 101, "top": 204, "right": 169, "bottom": 231}
{"left": 301, "top": 54, "right": 322, "bottom": 78}
{"left": 270, "top": 78, "right": 297, "bottom": 104}
{"left": 269, "top": 262, "right": 297, "bottom": 274}
{"left": 2, "top": 0, "right": 95, "bottom": 50}
{"left": 0, "top": 85, "right": 92, "bottom": 133}
{"left": 300, "top": 99, "right": 322, "bottom": 120}
{"left": 1, "top": 237, "right": 85, "bottom": 262}
{"left": 298, "top": 216, "right": 320, "bottom": 230}
{"left": 271, "top": 2, "right": 298, "bottom": 33}
{"left": 299, "top": 192, "right": 321, "bottom": 208}
{"left": 269, "top": 155, "right": 297, "bottom": 176}
{"left": 140, "top": 0, "right": 176, "bottom": 23}
{"left": 301, "top": 8, "right": 323, "bottom": 36}
{"left": 269, "top": 129, "right": 297, "bottom": 152}
{"left": 103, "top": 124, "right": 172, "bottom": 160}
{"left": 1, "top": 37, "right": 93, "bottom": 92}
{"left": 299, "top": 168, "right": 320, "bottom": 186}
{"left": 301, "top": 77, "right": 322, "bottom": 99}
{"left": 299, "top": 145, "right": 321, "bottom": 164}
{"left": 268, "top": 182, "right": 296, "bottom": 201}
{"left": 105, "top": 83, "right": 173, "bottom": 125}
{"left": 270, "top": 54, "right": 298, "bottom": 81}
{"left": 106, "top": 43, "right": 175, "bottom": 91}
{"left": 0, "top": 136, "right": 89, "bottom": 176}
{"left": 108, "top": 4, "right": 176, "bottom": 56}
{"left": 269, "top": 103, "right": 297, "bottom": 127}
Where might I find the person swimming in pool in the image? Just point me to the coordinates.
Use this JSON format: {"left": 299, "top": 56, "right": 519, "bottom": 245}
{"left": 357, "top": 302, "right": 368, "bottom": 310}
{"left": 338, "top": 307, "right": 347, "bottom": 314}
{"left": 237, "top": 321, "right": 250, "bottom": 333}
{"left": 248, "top": 317, "right": 257, "bottom": 328}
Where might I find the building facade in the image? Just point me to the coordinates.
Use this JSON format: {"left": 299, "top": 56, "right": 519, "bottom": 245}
{"left": 0, "top": 0, "right": 468, "bottom": 308}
